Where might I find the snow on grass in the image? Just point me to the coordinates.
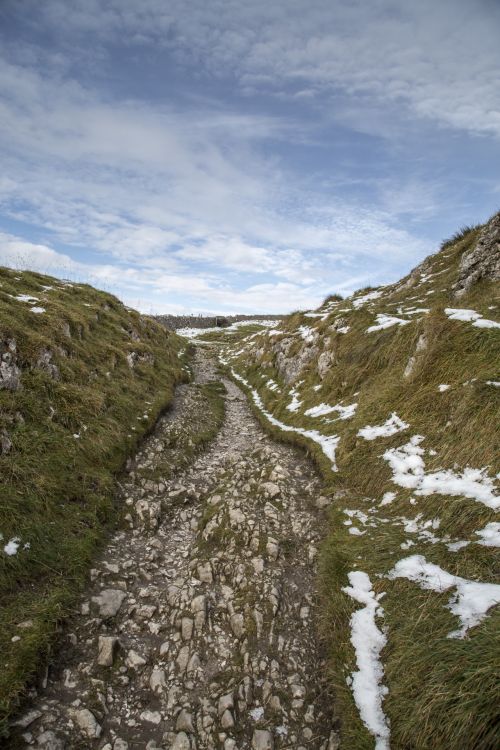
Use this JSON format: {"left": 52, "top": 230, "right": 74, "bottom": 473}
{"left": 14, "top": 294, "right": 39, "bottom": 303}
{"left": 446, "top": 541, "right": 470, "bottom": 552}
{"left": 286, "top": 389, "right": 302, "bottom": 412}
{"left": 352, "top": 290, "right": 384, "bottom": 308}
{"left": 2, "top": 537, "right": 21, "bottom": 556}
{"left": 228, "top": 367, "right": 340, "bottom": 469}
{"left": 438, "top": 384, "right": 450, "bottom": 392}
{"left": 342, "top": 571, "right": 390, "bottom": 750}
{"left": 178, "top": 319, "right": 277, "bottom": 338}
{"left": 305, "top": 402, "right": 357, "bottom": 420}
{"left": 266, "top": 379, "right": 280, "bottom": 392}
{"left": 30, "top": 306, "right": 46, "bottom": 314}
{"left": 475, "top": 522, "right": 500, "bottom": 547}
{"left": 388, "top": 555, "right": 500, "bottom": 638}
{"left": 383, "top": 436, "right": 499, "bottom": 510}
{"left": 358, "top": 413, "right": 409, "bottom": 441}
{"left": 297, "top": 325, "right": 317, "bottom": 343}
{"left": 445, "top": 308, "right": 500, "bottom": 329}
{"left": 367, "top": 314, "right": 411, "bottom": 333}
{"left": 486, "top": 380, "right": 500, "bottom": 387}
{"left": 380, "top": 492, "right": 396, "bottom": 507}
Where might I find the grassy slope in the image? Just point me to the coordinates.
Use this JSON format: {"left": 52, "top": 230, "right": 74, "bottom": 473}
{"left": 0, "top": 267, "right": 188, "bottom": 733}
{"left": 219, "top": 225, "right": 499, "bottom": 749}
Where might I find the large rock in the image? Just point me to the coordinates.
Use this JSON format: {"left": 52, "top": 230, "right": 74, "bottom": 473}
{"left": 72, "top": 708, "right": 101, "bottom": 738}
{"left": 453, "top": 212, "right": 500, "bottom": 296}
{"left": 92, "top": 589, "right": 126, "bottom": 617}
{"left": 252, "top": 730, "right": 274, "bottom": 749}
{"left": 97, "top": 635, "right": 118, "bottom": 666}
{"left": 0, "top": 341, "right": 21, "bottom": 391}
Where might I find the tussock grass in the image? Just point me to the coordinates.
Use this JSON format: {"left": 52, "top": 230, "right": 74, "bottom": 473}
{"left": 222, "top": 221, "right": 500, "bottom": 749}
{"left": 0, "top": 267, "right": 187, "bottom": 734}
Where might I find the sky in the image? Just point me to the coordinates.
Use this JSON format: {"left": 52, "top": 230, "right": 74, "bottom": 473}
{"left": 0, "top": 0, "right": 499, "bottom": 315}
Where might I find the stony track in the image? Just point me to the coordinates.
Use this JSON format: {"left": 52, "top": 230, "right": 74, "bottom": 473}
{"left": 11, "top": 348, "right": 339, "bottom": 750}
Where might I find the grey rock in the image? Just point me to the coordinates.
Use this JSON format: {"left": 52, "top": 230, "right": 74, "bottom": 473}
{"left": 220, "top": 709, "right": 235, "bottom": 729}
{"left": 176, "top": 709, "right": 195, "bottom": 733}
{"left": 91, "top": 588, "right": 126, "bottom": 617}
{"left": 72, "top": 708, "right": 101, "bottom": 738}
{"left": 454, "top": 211, "right": 500, "bottom": 296}
{"left": 0, "top": 429, "right": 12, "bottom": 455}
{"left": 252, "top": 729, "right": 274, "bottom": 750}
{"left": 97, "top": 635, "right": 118, "bottom": 666}
{"left": 140, "top": 709, "right": 162, "bottom": 724}
{"left": 171, "top": 733, "right": 191, "bottom": 750}
{"left": 126, "top": 649, "right": 147, "bottom": 668}
{"left": 36, "top": 730, "right": 65, "bottom": 749}
{"left": 13, "top": 709, "right": 42, "bottom": 728}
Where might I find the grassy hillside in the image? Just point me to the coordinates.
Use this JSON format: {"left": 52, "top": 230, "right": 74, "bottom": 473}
{"left": 218, "top": 215, "right": 500, "bottom": 749}
{"left": 0, "top": 267, "right": 188, "bottom": 733}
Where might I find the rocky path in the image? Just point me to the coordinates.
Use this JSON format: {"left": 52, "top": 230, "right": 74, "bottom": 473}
{"left": 11, "top": 348, "right": 339, "bottom": 750}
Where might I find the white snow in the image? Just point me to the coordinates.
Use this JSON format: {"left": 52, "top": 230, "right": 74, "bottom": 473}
{"left": 486, "top": 380, "right": 500, "bottom": 387}
{"left": 286, "top": 390, "right": 302, "bottom": 412}
{"left": 445, "top": 308, "right": 500, "bottom": 329}
{"left": 342, "top": 571, "right": 390, "bottom": 750}
{"left": 305, "top": 402, "right": 358, "bottom": 420}
{"left": 266, "top": 379, "right": 280, "bottom": 392}
{"left": 14, "top": 294, "right": 39, "bottom": 303}
{"left": 475, "top": 522, "right": 500, "bottom": 547}
{"left": 438, "top": 384, "right": 450, "bottom": 392}
{"left": 297, "top": 325, "right": 317, "bottom": 343}
{"left": 30, "top": 306, "right": 46, "bottom": 314}
{"left": 3, "top": 537, "right": 21, "bottom": 556}
{"left": 367, "top": 314, "right": 411, "bottom": 333}
{"left": 388, "top": 555, "right": 500, "bottom": 638}
{"left": 177, "top": 319, "right": 277, "bottom": 338}
{"left": 446, "top": 541, "right": 470, "bottom": 552}
{"left": 249, "top": 707, "right": 265, "bottom": 721}
{"left": 358, "top": 413, "right": 409, "bottom": 441}
{"left": 379, "top": 492, "right": 396, "bottom": 507}
{"left": 353, "top": 290, "right": 384, "bottom": 308}
{"left": 383, "top": 436, "right": 499, "bottom": 510}
{"left": 229, "top": 368, "right": 340, "bottom": 469}
{"left": 349, "top": 527, "right": 366, "bottom": 536}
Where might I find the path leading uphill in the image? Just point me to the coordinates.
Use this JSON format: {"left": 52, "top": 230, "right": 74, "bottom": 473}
{"left": 11, "top": 348, "right": 340, "bottom": 750}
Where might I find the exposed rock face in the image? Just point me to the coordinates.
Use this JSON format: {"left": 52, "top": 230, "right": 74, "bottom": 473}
{"left": 272, "top": 337, "right": 319, "bottom": 384}
{"left": 0, "top": 339, "right": 21, "bottom": 390}
{"left": 453, "top": 212, "right": 500, "bottom": 297}
{"left": 36, "top": 349, "right": 60, "bottom": 380}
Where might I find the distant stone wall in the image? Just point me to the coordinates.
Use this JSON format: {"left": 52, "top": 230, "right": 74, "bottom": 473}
{"left": 156, "top": 314, "right": 283, "bottom": 331}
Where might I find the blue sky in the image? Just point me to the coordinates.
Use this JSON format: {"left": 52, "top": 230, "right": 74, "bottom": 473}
{"left": 0, "top": 0, "right": 499, "bottom": 314}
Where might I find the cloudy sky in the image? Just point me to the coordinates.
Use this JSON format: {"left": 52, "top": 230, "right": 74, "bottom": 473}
{"left": 0, "top": 0, "right": 499, "bottom": 314}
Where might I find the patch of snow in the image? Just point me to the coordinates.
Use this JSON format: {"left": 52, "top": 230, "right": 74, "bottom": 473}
{"left": 383, "top": 436, "right": 499, "bottom": 510}
{"left": 266, "top": 379, "right": 280, "bottom": 392}
{"left": 388, "top": 555, "right": 500, "bottom": 637}
{"left": 349, "top": 527, "right": 366, "bottom": 536}
{"left": 3, "top": 537, "right": 21, "bottom": 556}
{"left": 475, "top": 522, "right": 500, "bottom": 547}
{"left": 446, "top": 540, "right": 470, "bottom": 552}
{"left": 342, "top": 571, "right": 390, "bottom": 750}
{"left": 313, "top": 384, "right": 322, "bottom": 391}
{"left": 358, "top": 413, "right": 409, "bottom": 441}
{"left": 229, "top": 367, "right": 340, "bottom": 469}
{"left": 30, "top": 306, "right": 46, "bottom": 314}
{"left": 305, "top": 402, "right": 357, "bottom": 420}
{"left": 297, "top": 325, "right": 317, "bottom": 343}
{"left": 286, "top": 390, "right": 302, "bottom": 412}
{"left": 367, "top": 314, "right": 411, "bottom": 333}
{"left": 13, "top": 294, "right": 39, "bottom": 303}
{"left": 379, "top": 492, "right": 396, "bottom": 507}
{"left": 438, "top": 384, "right": 450, "bottom": 392}
{"left": 352, "top": 290, "right": 384, "bottom": 308}
{"left": 486, "top": 380, "right": 500, "bottom": 387}
{"left": 445, "top": 308, "right": 500, "bottom": 329}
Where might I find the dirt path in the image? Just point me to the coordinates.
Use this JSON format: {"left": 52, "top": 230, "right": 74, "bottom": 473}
{"left": 11, "top": 348, "right": 339, "bottom": 750}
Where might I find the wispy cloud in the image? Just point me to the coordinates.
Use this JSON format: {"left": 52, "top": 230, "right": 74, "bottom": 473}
{"left": 0, "top": 0, "right": 498, "bottom": 313}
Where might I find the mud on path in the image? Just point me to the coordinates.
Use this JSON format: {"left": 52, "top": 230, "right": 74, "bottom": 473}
{"left": 10, "top": 348, "right": 340, "bottom": 750}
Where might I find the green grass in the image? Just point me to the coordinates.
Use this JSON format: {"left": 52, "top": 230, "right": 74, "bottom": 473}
{"left": 221, "top": 220, "right": 500, "bottom": 749}
{"left": 0, "top": 267, "right": 188, "bottom": 734}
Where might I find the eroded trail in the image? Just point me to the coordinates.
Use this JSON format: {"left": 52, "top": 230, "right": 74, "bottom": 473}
{"left": 12, "top": 349, "right": 339, "bottom": 750}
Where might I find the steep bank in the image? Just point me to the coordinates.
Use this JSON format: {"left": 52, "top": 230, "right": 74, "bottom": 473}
{"left": 0, "top": 268, "right": 186, "bottom": 734}
{"left": 218, "top": 214, "right": 500, "bottom": 749}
